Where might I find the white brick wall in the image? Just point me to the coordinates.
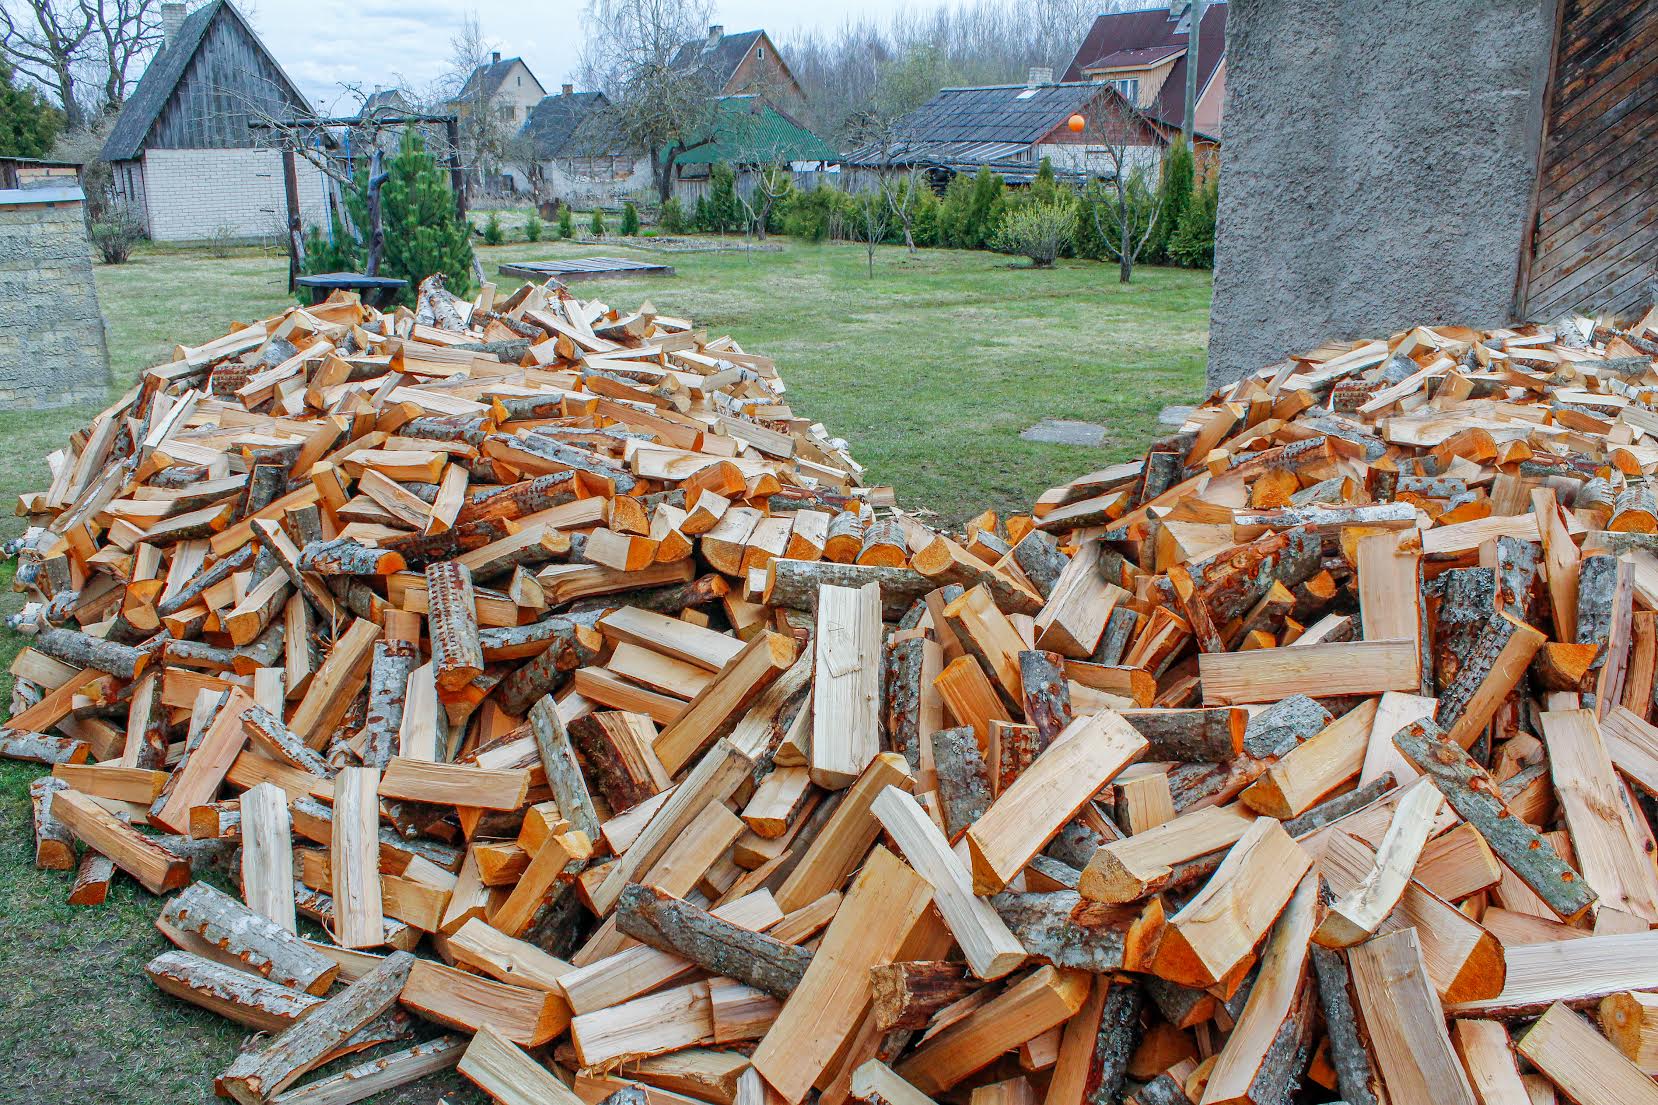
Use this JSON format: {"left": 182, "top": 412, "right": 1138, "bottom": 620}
{"left": 141, "top": 148, "right": 328, "bottom": 242}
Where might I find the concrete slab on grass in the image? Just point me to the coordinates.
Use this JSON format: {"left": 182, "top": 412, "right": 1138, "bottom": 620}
{"left": 1021, "top": 419, "right": 1107, "bottom": 447}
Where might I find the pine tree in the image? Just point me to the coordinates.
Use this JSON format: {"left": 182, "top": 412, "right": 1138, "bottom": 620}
{"left": 0, "top": 61, "right": 61, "bottom": 158}
{"left": 482, "top": 210, "right": 504, "bottom": 245}
{"left": 1167, "top": 172, "right": 1219, "bottom": 269}
{"left": 342, "top": 130, "right": 474, "bottom": 305}
{"left": 660, "top": 197, "right": 686, "bottom": 234}
{"left": 707, "top": 163, "right": 740, "bottom": 232}
{"left": 558, "top": 204, "right": 574, "bottom": 238}
{"left": 1149, "top": 137, "right": 1195, "bottom": 264}
{"left": 620, "top": 201, "right": 640, "bottom": 236}
{"left": 590, "top": 208, "right": 606, "bottom": 236}
{"left": 300, "top": 212, "right": 363, "bottom": 294}
{"left": 1030, "top": 157, "right": 1060, "bottom": 205}
{"left": 960, "top": 166, "right": 1006, "bottom": 249}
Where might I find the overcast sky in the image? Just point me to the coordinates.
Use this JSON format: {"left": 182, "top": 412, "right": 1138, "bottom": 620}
{"left": 242, "top": 1, "right": 905, "bottom": 113}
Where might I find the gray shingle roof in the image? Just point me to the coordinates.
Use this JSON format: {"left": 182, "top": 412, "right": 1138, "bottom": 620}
{"left": 668, "top": 29, "right": 763, "bottom": 90}
{"left": 100, "top": 0, "right": 311, "bottom": 162}
{"left": 458, "top": 56, "right": 527, "bottom": 100}
{"left": 521, "top": 91, "right": 611, "bottom": 158}
{"left": 101, "top": 0, "right": 219, "bottom": 161}
{"left": 891, "top": 83, "right": 1106, "bottom": 147}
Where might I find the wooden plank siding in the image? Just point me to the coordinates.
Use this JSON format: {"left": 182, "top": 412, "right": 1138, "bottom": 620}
{"left": 147, "top": 7, "right": 309, "bottom": 150}
{"left": 1517, "top": 0, "right": 1658, "bottom": 321}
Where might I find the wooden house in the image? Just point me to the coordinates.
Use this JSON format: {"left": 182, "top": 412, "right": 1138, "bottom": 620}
{"left": 100, "top": 0, "right": 327, "bottom": 242}
{"left": 669, "top": 26, "right": 806, "bottom": 109}
{"left": 1064, "top": 1, "right": 1228, "bottom": 141}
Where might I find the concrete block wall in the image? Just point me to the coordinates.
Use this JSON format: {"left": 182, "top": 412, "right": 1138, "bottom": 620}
{"left": 0, "top": 193, "right": 112, "bottom": 409}
{"left": 142, "top": 147, "right": 328, "bottom": 242}
{"left": 1206, "top": 0, "right": 1557, "bottom": 387}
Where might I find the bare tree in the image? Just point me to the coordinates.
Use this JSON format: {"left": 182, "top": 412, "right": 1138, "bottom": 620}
{"left": 782, "top": 0, "right": 1117, "bottom": 142}
{"left": 0, "top": 0, "right": 95, "bottom": 127}
{"left": 443, "top": 11, "right": 514, "bottom": 194}
{"left": 89, "top": 0, "right": 162, "bottom": 112}
{"left": 1060, "top": 90, "right": 1164, "bottom": 284}
{"left": 576, "top": 0, "right": 719, "bottom": 203}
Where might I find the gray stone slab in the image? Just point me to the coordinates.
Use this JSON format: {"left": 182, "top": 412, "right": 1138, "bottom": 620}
{"left": 1020, "top": 419, "right": 1107, "bottom": 447}
{"left": 1158, "top": 405, "right": 1198, "bottom": 426}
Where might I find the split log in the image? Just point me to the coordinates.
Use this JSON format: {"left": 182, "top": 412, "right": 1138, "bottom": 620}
{"left": 1309, "top": 946, "right": 1383, "bottom": 1105}
{"left": 218, "top": 950, "right": 415, "bottom": 1105}
{"left": 361, "top": 641, "right": 417, "bottom": 769}
{"left": 1152, "top": 818, "right": 1310, "bottom": 992}
{"left": 872, "top": 784, "right": 1026, "bottom": 980}
{"left": 750, "top": 847, "right": 935, "bottom": 1103}
{"left": 529, "top": 695, "right": 601, "bottom": 841}
{"left": 69, "top": 850, "right": 116, "bottom": 905}
{"left": 426, "top": 561, "right": 484, "bottom": 694}
{"left": 159, "top": 881, "right": 338, "bottom": 994}
{"left": 29, "top": 777, "right": 74, "bottom": 870}
{"left": 1515, "top": 1001, "right": 1658, "bottom": 1105}
{"left": 870, "top": 962, "right": 979, "bottom": 1031}
{"left": 966, "top": 710, "right": 1148, "bottom": 894}
{"left": 496, "top": 618, "right": 605, "bottom": 717}
{"left": 615, "top": 882, "right": 811, "bottom": 998}
{"left": 147, "top": 949, "right": 322, "bottom": 1031}
{"left": 1392, "top": 717, "right": 1596, "bottom": 921}
{"left": 294, "top": 537, "right": 405, "bottom": 576}
{"left": 32, "top": 627, "right": 148, "bottom": 680}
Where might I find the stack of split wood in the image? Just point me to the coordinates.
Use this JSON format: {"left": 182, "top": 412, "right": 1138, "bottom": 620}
{"left": 8, "top": 280, "right": 1658, "bottom": 1105}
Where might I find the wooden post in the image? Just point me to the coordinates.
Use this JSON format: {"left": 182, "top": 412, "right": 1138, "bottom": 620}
{"left": 282, "top": 148, "right": 301, "bottom": 293}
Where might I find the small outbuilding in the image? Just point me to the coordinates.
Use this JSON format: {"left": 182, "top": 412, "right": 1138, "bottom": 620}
{"left": 100, "top": 0, "right": 327, "bottom": 243}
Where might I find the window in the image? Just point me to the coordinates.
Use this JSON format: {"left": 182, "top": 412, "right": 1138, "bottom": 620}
{"left": 757, "top": 46, "right": 765, "bottom": 58}
{"left": 1111, "top": 78, "right": 1139, "bottom": 104}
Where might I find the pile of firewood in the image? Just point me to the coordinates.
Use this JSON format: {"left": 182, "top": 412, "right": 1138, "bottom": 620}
{"left": 8, "top": 273, "right": 1658, "bottom": 1105}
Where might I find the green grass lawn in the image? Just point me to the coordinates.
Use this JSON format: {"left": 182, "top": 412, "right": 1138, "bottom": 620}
{"left": 0, "top": 234, "right": 1209, "bottom": 1103}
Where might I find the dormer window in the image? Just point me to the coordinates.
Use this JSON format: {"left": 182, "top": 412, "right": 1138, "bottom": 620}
{"left": 1110, "top": 78, "right": 1139, "bottom": 104}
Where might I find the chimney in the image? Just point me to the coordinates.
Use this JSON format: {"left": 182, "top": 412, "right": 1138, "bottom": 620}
{"left": 707, "top": 24, "right": 723, "bottom": 45}
{"left": 161, "top": 2, "right": 185, "bottom": 46}
{"left": 1027, "top": 66, "right": 1054, "bottom": 87}
{"left": 491, "top": 50, "right": 501, "bottom": 64}
{"left": 1169, "top": 0, "right": 1191, "bottom": 17}
{"left": 562, "top": 83, "right": 574, "bottom": 96}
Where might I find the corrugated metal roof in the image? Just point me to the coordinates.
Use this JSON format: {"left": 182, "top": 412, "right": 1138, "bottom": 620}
{"left": 671, "top": 96, "right": 837, "bottom": 165}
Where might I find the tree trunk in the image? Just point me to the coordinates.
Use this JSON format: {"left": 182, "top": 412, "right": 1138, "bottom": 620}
{"left": 364, "top": 149, "right": 388, "bottom": 278}
{"left": 1119, "top": 219, "right": 1133, "bottom": 283}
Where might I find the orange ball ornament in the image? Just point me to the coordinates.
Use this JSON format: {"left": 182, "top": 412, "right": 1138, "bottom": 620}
{"left": 1067, "top": 113, "right": 1085, "bottom": 132}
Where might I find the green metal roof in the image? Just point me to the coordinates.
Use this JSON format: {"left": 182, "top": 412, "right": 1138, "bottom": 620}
{"left": 671, "top": 96, "right": 837, "bottom": 166}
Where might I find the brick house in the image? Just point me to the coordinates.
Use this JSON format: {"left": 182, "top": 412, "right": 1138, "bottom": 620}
{"left": 1063, "top": 1, "right": 1228, "bottom": 140}
{"left": 101, "top": 0, "right": 327, "bottom": 242}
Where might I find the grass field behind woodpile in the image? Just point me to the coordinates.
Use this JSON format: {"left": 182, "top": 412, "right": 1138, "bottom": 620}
{"left": 0, "top": 234, "right": 1209, "bottom": 1103}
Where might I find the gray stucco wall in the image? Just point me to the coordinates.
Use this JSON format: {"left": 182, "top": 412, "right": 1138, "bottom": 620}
{"left": 0, "top": 191, "right": 112, "bottom": 409}
{"left": 1207, "top": 0, "right": 1557, "bottom": 386}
